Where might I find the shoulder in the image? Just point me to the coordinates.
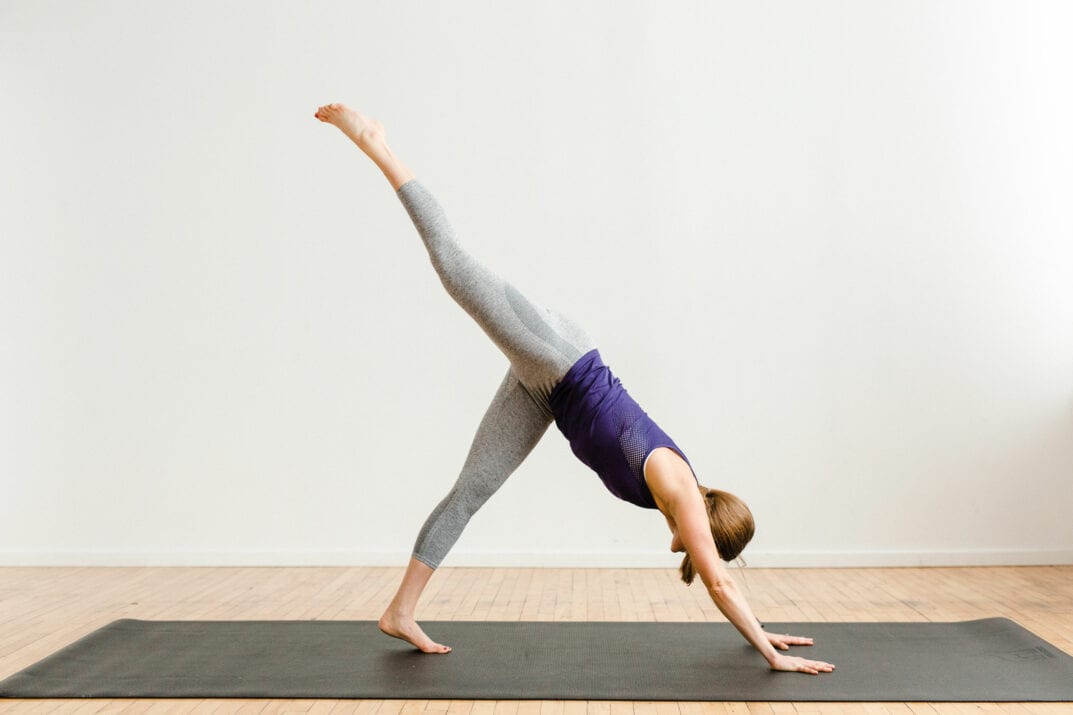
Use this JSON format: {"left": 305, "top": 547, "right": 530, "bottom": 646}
{"left": 644, "top": 447, "right": 699, "bottom": 511}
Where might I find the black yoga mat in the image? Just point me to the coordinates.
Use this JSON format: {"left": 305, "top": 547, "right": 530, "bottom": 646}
{"left": 2, "top": 617, "right": 1072, "bottom": 701}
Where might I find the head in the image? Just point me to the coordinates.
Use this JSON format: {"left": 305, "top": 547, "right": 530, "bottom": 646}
{"left": 676, "top": 486, "right": 755, "bottom": 585}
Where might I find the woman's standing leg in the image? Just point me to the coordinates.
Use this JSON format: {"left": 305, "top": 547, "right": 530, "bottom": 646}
{"left": 380, "top": 366, "right": 551, "bottom": 652}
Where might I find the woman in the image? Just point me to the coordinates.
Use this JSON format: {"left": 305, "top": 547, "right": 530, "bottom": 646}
{"left": 314, "top": 103, "right": 835, "bottom": 675}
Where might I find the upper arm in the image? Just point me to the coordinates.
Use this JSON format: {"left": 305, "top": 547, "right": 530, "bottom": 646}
{"left": 674, "top": 488, "right": 732, "bottom": 591}
{"left": 649, "top": 467, "right": 731, "bottom": 593}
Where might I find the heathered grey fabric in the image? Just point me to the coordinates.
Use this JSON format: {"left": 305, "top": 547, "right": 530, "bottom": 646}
{"left": 396, "top": 179, "right": 597, "bottom": 568}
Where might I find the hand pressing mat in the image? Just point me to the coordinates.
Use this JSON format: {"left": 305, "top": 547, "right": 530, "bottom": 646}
{"left": 2, "top": 617, "right": 1072, "bottom": 701}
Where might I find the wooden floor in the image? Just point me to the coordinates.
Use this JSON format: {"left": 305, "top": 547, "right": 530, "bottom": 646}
{"left": 1, "top": 565, "right": 1071, "bottom": 714}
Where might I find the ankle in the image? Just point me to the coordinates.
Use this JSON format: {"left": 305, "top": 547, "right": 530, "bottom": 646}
{"left": 382, "top": 604, "right": 414, "bottom": 621}
{"left": 359, "top": 133, "right": 390, "bottom": 159}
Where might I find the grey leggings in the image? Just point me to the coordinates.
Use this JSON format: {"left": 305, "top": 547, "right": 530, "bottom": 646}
{"left": 396, "top": 179, "right": 597, "bottom": 569}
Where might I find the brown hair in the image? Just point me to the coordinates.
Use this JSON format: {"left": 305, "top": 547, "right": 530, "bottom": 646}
{"left": 679, "top": 487, "right": 755, "bottom": 585}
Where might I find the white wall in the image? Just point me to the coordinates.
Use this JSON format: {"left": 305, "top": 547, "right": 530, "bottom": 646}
{"left": 2, "top": 0, "right": 1071, "bottom": 568}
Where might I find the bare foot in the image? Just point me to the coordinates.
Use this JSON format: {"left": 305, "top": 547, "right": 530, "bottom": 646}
{"left": 314, "top": 103, "right": 386, "bottom": 152}
{"left": 378, "top": 611, "right": 452, "bottom": 654}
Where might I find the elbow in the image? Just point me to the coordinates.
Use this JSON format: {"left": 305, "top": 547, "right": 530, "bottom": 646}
{"left": 706, "top": 574, "right": 738, "bottom": 601}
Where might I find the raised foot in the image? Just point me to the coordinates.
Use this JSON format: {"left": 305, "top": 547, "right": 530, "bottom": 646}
{"left": 378, "top": 612, "right": 452, "bottom": 654}
{"left": 314, "top": 102, "right": 386, "bottom": 151}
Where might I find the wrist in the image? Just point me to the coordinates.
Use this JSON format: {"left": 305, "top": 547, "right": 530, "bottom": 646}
{"left": 757, "top": 633, "right": 781, "bottom": 665}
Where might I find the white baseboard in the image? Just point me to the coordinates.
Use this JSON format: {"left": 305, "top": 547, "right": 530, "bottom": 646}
{"left": 1, "top": 549, "right": 1071, "bottom": 568}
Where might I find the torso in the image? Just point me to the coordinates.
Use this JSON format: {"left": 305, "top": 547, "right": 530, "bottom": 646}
{"left": 548, "top": 348, "right": 699, "bottom": 510}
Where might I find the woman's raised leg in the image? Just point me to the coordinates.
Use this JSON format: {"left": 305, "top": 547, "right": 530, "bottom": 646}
{"left": 314, "top": 102, "right": 596, "bottom": 409}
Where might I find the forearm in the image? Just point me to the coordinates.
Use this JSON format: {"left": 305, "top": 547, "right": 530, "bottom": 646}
{"left": 707, "top": 579, "right": 779, "bottom": 664}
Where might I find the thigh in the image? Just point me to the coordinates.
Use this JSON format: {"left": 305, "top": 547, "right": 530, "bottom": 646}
{"left": 457, "top": 365, "right": 554, "bottom": 484}
{"left": 498, "top": 281, "right": 598, "bottom": 402}
{"left": 411, "top": 366, "right": 555, "bottom": 568}
{"left": 399, "top": 180, "right": 597, "bottom": 397}
{"left": 439, "top": 264, "right": 591, "bottom": 390}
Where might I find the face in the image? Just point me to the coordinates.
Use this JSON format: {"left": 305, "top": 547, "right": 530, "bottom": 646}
{"left": 670, "top": 528, "right": 685, "bottom": 553}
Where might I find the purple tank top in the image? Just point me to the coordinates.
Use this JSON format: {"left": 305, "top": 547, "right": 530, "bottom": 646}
{"left": 548, "top": 348, "right": 699, "bottom": 509}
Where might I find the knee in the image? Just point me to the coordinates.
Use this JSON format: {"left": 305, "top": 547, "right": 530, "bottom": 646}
{"left": 447, "top": 473, "right": 501, "bottom": 514}
{"left": 431, "top": 248, "right": 476, "bottom": 288}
